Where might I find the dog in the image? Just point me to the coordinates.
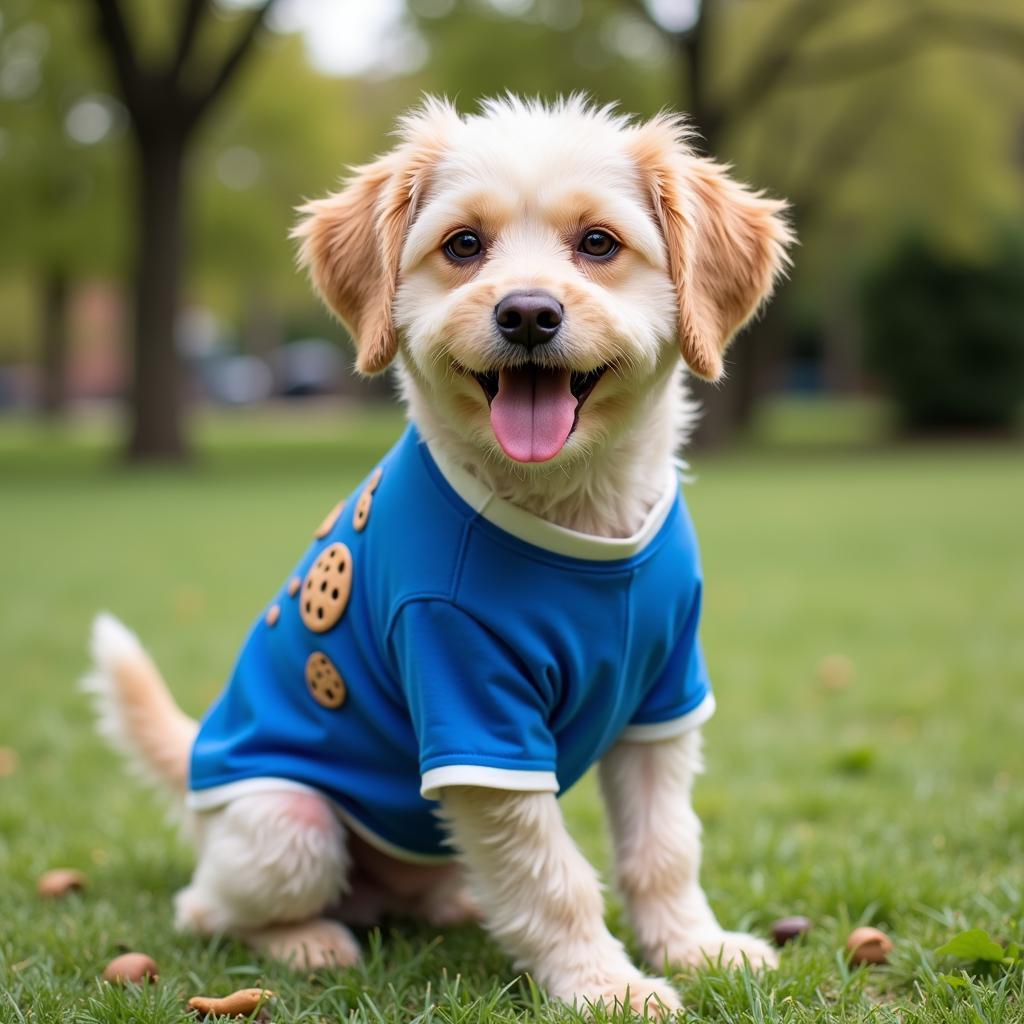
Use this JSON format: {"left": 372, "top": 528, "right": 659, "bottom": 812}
{"left": 84, "top": 96, "right": 792, "bottom": 1015}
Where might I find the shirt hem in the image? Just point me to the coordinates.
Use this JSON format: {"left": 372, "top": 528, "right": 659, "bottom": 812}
{"left": 620, "top": 692, "right": 716, "bottom": 742}
{"left": 421, "top": 765, "right": 560, "bottom": 800}
{"left": 186, "top": 777, "right": 454, "bottom": 864}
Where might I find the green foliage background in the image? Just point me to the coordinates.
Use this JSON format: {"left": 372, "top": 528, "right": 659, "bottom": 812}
{"left": 2, "top": 0, "right": 1024, "bottom": 372}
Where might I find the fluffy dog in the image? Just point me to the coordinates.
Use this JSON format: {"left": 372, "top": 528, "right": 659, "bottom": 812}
{"left": 85, "top": 96, "right": 792, "bottom": 1014}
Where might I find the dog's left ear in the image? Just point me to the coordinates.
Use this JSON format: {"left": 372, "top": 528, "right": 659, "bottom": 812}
{"left": 293, "top": 99, "right": 456, "bottom": 375}
{"left": 629, "top": 117, "right": 794, "bottom": 381}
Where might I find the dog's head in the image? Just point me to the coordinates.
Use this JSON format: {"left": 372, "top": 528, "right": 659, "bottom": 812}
{"left": 295, "top": 96, "right": 792, "bottom": 466}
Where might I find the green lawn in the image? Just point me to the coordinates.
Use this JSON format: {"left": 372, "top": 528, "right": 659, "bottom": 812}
{"left": 1, "top": 404, "right": 1022, "bottom": 1023}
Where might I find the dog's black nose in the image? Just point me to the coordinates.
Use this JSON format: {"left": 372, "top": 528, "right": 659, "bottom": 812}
{"left": 494, "top": 291, "right": 563, "bottom": 349}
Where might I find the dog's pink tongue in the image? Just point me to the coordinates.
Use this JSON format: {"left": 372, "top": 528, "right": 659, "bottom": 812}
{"left": 490, "top": 367, "right": 575, "bottom": 463}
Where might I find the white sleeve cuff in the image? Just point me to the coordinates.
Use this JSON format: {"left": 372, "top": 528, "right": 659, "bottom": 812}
{"left": 420, "top": 765, "right": 559, "bottom": 800}
{"left": 618, "top": 692, "right": 716, "bottom": 743}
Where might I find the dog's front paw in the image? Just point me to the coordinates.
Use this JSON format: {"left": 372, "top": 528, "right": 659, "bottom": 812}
{"left": 552, "top": 973, "right": 681, "bottom": 1018}
{"left": 660, "top": 930, "right": 778, "bottom": 972}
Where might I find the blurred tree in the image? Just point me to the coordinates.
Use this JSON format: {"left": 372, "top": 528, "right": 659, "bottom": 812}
{"left": 5, "top": 0, "right": 1024, "bottom": 447}
{"left": 0, "top": 0, "right": 128, "bottom": 415}
{"left": 188, "top": 35, "right": 384, "bottom": 345}
{"left": 87, "top": 0, "right": 277, "bottom": 460}
{"left": 406, "top": 0, "right": 1024, "bottom": 444}
{"left": 864, "top": 233, "right": 1024, "bottom": 431}
{"left": 625, "top": 0, "right": 1024, "bottom": 445}
{"left": 409, "top": 0, "right": 676, "bottom": 113}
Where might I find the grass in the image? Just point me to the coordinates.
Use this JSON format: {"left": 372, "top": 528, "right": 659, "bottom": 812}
{"left": 1, "top": 401, "right": 1022, "bottom": 1023}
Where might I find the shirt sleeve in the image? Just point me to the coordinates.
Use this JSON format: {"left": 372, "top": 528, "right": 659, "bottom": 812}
{"left": 388, "top": 599, "right": 559, "bottom": 799}
{"left": 620, "top": 585, "right": 716, "bottom": 743}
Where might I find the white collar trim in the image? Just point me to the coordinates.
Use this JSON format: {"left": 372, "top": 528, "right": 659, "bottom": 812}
{"left": 425, "top": 439, "right": 679, "bottom": 562}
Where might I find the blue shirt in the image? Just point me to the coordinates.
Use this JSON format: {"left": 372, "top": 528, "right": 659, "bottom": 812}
{"left": 187, "top": 426, "right": 714, "bottom": 860}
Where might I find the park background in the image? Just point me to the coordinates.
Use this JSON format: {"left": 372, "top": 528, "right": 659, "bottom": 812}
{"left": 1, "top": 2, "right": 1022, "bottom": 1022}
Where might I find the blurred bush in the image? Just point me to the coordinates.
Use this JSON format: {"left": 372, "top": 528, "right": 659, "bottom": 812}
{"left": 863, "top": 235, "right": 1024, "bottom": 431}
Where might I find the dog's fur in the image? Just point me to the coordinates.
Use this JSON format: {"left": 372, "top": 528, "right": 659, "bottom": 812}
{"left": 84, "top": 96, "right": 792, "bottom": 1014}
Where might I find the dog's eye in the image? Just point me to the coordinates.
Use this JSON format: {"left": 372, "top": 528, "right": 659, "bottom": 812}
{"left": 578, "top": 230, "right": 619, "bottom": 260}
{"left": 443, "top": 231, "right": 483, "bottom": 261}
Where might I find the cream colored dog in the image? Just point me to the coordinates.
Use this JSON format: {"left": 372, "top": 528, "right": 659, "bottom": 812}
{"left": 85, "top": 96, "right": 792, "bottom": 1015}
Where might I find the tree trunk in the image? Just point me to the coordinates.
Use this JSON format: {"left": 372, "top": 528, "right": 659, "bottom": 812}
{"left": 675, "top": 13, "right": 752, "bottom": 449}
{"left": 128, "top": 129, "right": 188, "bottom": 461}
{"left": 242, "top": 289, "right": 282, "bottom": 359}
{"left": 821, "top": 272, "right": 862, "bottom": 393}
{"left": 39, "top": 270, "right": 69, "bottom": 418}
{"left": 89, "top": 0, "right": 276, "bottom": 462}
{"left": 738, "top": 288, "right": 792, "bottom": 419}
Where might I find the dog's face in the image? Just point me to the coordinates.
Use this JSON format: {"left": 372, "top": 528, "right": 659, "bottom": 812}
{"left": 296, "top": 98, "right": 791, "bottom": 467}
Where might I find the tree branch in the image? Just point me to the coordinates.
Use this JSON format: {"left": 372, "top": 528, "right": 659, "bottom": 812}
{"left": 928, "top": 9, "right": 1024, "bottom": 67}
{"left": 725, "top": 10, "right": 941, "bottom": 136}
{"left": 759, "top": 5, "right": 1024, "bottom": 96}
{"left": 90, "top": 0, "right": 143, "bottom": 114}
{"left": 789, "top": 85, "right": 896, "bottom": 228}
{"left": 722, "top": 0, "right": 845, "bottom": 124}
{"left": 779, "top": 24, "right": 930, "bottom": 90}
{"left": 190, "top": 0, "right": 276, "bottom": 119}
{"left": 170, "top": 0, "right": 207, "bottom": 83}
{"left": 723, "top": 6, "right": 1024, "bottom": 132}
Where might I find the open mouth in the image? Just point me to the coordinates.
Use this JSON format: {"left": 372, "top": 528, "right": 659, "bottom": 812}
{"left": 467, "top": 364, "right": 610, "bottom": 464}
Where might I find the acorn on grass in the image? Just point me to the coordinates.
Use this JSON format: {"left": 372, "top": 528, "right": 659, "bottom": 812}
{"left": 102, "top": 952, "right": 159, "bottom": 984}
{"left": 36, "top": 868, "right": 87, "bottom": 898}
{"left": 770, "top": 915, "right": 812, "bottom": 946}
{"left": 847, "top": 926, "right": 893, "bottom": 965}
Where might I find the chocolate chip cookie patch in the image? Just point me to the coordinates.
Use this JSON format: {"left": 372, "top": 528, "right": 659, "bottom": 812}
{"left": 305, "top": 651, "right": 346, "bottom": 709}
{"left": 353, "top": 466, "right": 383, "bottom": 532}
{"left": 294, "top": 466, "right": 383, "bottom": 708}
{"left": 300, "top": 543, "right": 352, "bottom": 633}
{"left": 313, "top": 501, "right": 343, "bottom": 540}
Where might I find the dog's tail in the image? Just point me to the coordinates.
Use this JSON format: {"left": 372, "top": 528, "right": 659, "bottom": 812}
{"left": 81, "top": 613, "right": 198, "bottom": 794}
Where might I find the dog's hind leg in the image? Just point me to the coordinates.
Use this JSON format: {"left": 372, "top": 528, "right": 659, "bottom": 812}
{"left": 84, "top": 617, "right": 357, "bottom": 966}
{"left": 176, "top": 790, "right": 359, "bottom": 969}
{"left": 339, "top": 831, "right": 481, "bottom": 927}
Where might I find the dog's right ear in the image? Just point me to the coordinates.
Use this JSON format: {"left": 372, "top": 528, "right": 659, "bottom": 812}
{"left": 293, "top": 100, "right": 456, "bottom": 375}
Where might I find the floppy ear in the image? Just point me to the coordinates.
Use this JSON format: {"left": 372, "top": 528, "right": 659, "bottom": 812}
{"left": 293, "top": 159, "right": 405, "bottom": 374}
{"left": 630, "top": 118, "right": 794, "bottom": 381}
{"left": 293, "top": 105, "right": 452, "bottom": 374}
